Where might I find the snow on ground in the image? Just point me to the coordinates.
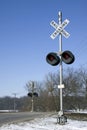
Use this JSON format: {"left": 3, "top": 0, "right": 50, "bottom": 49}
{"left": 0, "top": 115, "right": 87, "bottom": 130}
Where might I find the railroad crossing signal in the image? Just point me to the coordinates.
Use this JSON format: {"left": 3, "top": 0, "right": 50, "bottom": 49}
{"left": 28, "top": 92, "right": 38, "bottom": 97}
{"left": 46, "top": 11, "right": 75, "bottom": 125}
{"left": 50, "top": 19, "right": 70, "bottom": 39}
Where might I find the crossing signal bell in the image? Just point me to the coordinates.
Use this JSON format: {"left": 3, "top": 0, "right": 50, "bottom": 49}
{"left": 46, "top": 50, "right": 75, "bottom": 66}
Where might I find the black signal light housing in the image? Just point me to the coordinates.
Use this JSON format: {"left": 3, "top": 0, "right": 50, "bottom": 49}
{"left": 61, "top": 50, "right": 75, "bottom": 64}
{"left": 46, "top": 52, "right": 60, "bottom": 66}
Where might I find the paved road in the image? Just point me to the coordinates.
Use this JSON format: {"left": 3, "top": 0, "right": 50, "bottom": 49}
{"left": 0, "top": 112, "right": 50, "bottom": 126}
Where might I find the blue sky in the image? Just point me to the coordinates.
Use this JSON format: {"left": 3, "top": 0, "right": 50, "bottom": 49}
{"left": 0, "top": 0, "right": 87, "bottom": 97}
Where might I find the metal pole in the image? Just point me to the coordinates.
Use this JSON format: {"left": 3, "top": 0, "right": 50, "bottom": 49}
{"left": 57, "top": 11, "right": 67, "bottom": 125}
{"left": 31, "top": 81, "right": 34, "bottom": 112}
{"left": 12, "top": 93, "right": 16, "bottom": 111}
{"left": 58, "top": 11, "right": 63, "bottom": 112}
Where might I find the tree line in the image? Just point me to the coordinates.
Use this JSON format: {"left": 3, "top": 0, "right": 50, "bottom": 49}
{"left": 0, "top": 67, "right": 87, "bottom": 112}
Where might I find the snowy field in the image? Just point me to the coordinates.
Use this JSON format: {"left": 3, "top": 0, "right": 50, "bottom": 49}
{"left": 0, "top": 115, "right": 87, "bottom": 130}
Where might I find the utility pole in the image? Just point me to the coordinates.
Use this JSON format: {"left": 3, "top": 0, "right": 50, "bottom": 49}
{"left": 12, "top": 93, "right": 17, "bottom": 111}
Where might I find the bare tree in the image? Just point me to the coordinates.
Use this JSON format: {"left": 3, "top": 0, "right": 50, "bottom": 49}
{"left": 63, "top": 68, "right": 82, "bottom": 97}
{"left": 24, "top": 67, "right": 87, "bottom": 111}
{"left": 44, "top": 72, "right": 60, "bottom": 111}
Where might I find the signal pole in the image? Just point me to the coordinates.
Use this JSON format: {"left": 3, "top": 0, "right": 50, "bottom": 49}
{"left": 46, "top": 11, "right": 75, "bottom": 124}
{"left": 57, "top": 11, "right": 67, "bottom": 125}
{"left": 59, "top": 11, "right": 63, "bottom": 113}
{"left": 31, "top": 81, "right": 34, "bottom": 112}
{"left": 29, "top": 81, "right": 34, "bottom": 112}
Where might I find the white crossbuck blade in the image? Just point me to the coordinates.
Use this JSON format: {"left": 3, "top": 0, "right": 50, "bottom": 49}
{"left": 50, "top": 19, "right": 70, "bottom": 39}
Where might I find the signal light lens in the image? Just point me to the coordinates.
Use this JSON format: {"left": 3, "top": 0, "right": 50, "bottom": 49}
{"left": 46, "top": 52, "right": 60, "bottom": 66}
{"left": 28, "top": 93, "right": 32, "bottom": 97}
{"left": 61, "top": 50, "right": 75, "bottom": 64}
{"left": 33, "top": 92, "right": 38, "bottom": 97}
{"left": 48, "top": 55, "right": 55, "bottom": 61}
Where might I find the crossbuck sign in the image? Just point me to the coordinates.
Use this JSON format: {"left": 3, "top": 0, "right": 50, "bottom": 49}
{"left": 50, "top": 19, "right": 70, "bottom": 39}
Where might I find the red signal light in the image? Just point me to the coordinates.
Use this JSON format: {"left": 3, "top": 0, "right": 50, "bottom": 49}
{"left": 28, "top": 93, "right": 32, "bottom": 97}
{"left": 33, "top": 92, "right": 38, "bottom": 97}
{"left": 46, "top": 52, "right": 60, "bottom": 66}
{"left": 47, "top": 54, "right": 56, "bottom": 61}
{"left": 61, "top": 51, "right": 75, "bottom": 64}
{"left": 62, "top": 53, "right": 70, "bottom": 59}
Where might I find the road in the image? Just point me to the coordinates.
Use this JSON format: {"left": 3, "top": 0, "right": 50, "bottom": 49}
{"left": 0, "top": 112, "right": 50, "bottom": 126}
{"left": 1, "top": 111, "right": 87, "bottom": 126}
